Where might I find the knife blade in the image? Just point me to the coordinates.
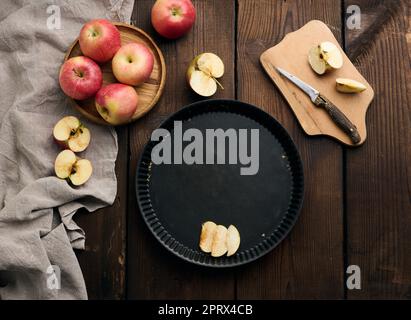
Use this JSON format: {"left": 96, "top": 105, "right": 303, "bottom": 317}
{"left": 275, "top": 66, "right": 361, "bottom": 144}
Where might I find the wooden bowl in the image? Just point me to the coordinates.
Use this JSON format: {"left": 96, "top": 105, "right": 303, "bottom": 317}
{"left": 64, "top": 22, "right": 166, "bottom": 126}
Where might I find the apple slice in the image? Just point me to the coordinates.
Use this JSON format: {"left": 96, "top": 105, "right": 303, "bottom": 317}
{"left": 67, "top": 127, "right": 91, "bottom": 152}
{"left": 69, "top": 158, "right": 93, "bottom": 186}
{"left": 196, "top": 53, "right": 224, "bottom": 78}
{"left": 211, "top": 225, "right": 228, "bottom": 257}
{"left": 320, "top": 41, "right": 343, "bottom": 69}
{"left": 53, "top": 116, "right": 91, "bottom": 152}
{"left": 308, "top": 41, "right": 343, "bottom": 75}
{"left": 199, "top": 221, "right": 217, "bottom": 253}
{"left": 336, "top": 78, "right": 367, "bottom": 93}
{"left": 55, "top": 149, "right": 77, "bottom": 179}
{"left": 54, "top": 150, "right": 93, "bottom": 186}
{"left": 187, "top": 53, "right": 225, "bottom": 97}
{"left": 189, "top": 70, "right": 218, "bottom": 97}
{"left": 226, "top": 225, "right": 240, "bottom": 256}
{"left": 308, "top": 46, "right": 327, "bottom": 75}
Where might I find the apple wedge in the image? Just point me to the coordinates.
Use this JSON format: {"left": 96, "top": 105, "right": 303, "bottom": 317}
{"left": 211, "top": 225, "right": 228, "bottom": 257}
{"left": 199, "top": 221, "right": 217, "bottom": 253}
{"left": 187, "top": 53, "right": 224, "bottom": 97}
{"left": 308, "top": 41, "right": 343, "bottom": 75}
{"left": 53, "top": 116, "right": 91, "bottom": 152}
{"left": 54, "top": 150, "right": 93, "bottom": 186}
{"left": 226, "top": 225, "right": 240, "bottom": 256}
{"left": 336, "top": 78, "right": 367, "bottom": 93}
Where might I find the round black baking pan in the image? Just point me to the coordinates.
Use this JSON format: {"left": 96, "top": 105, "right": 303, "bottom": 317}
{"left": 136, "top": 99, "right": 304, "bottom": 267}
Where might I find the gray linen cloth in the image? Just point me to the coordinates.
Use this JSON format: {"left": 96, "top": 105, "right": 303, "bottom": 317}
{"left": 0, "top": 0, "right": 134, "bottom": 299}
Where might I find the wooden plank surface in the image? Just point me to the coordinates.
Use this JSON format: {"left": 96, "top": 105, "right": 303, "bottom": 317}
{"left": 126, "top": 0, "right": 236, "bottom": 299}
{"left": 73, "top": 0, "right": 411, "bottom": 300}
{"left": 344, "top": 0, "right": 411, "bottom": 299}
{"left": 235, "top": 0, "right": 344, "bottom": 299}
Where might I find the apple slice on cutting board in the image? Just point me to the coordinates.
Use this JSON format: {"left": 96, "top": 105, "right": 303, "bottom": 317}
{"left": 336, "top": 78, "right": 367, "bottom": 93}
{"left": 187, "top": 53, "right": 224, "bottom": 97}
{"left": 308, "top": 41, "right": 343, "bottom": 75}
{"left": 259, "top": 20, "right": 374, "bottom": 146}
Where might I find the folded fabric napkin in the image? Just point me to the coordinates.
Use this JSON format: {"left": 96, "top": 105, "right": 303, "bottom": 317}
{"left": 0, "top": 0, "right": 134, "bottom": 299}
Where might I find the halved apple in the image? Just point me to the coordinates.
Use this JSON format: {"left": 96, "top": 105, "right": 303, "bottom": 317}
{"left": 54, "top": 149, "right": 93, "bottom": 186}
{"left": 53, "top": 116, "right": 91, "bottom": 152}
{"left": 187, "top": 53, "right": 224, "bottom": 97}
{"left": 199, "top": 221, "right": 217, "bottom": 253}
{"left": 226, "top": 225, "right": 240, "bottom": 256}
{"left": 197, "top": 53, "right": 225, "bottom": 78}
{"left": 211, "top": 225, "right": 228, "bottom": 257}
{"left": 308, "top": 41, "right": 343, "bottom": 75}
{"left": 336, "top": 78, "right": 367, "bottom": 93}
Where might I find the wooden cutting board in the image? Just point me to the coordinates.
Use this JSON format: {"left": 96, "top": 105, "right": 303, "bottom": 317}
{"left": 260, "top": 20, "right": 374, "bottom": 146}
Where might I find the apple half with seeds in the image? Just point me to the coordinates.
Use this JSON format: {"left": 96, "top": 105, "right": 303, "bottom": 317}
{"left": 53, "top": 116, "right": 91, "bottom": 152}
{"left": 336, "top": 78, "right": 367, "bottom": 93}
{"left": 187, "top": 53, "right": 224, "bottom": 97}
{"left": 55, "top": 149, "right": 93, "bottom": 186}
{"left": 308, "top": 41, "right": 343, "bottom": 75}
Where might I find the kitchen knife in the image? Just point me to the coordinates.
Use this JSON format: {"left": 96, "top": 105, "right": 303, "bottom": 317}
{"left": 275, "top": 66, "right": 361, "bottom": 144}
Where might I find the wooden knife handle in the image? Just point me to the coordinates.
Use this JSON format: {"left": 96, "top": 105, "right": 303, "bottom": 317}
{"left": 315, "top": 95, "right": 361, "bottom": 144}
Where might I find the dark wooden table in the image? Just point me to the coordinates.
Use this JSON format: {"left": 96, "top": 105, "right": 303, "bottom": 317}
{"left": 75, "top": 0, "right": 411, "bottom": 299}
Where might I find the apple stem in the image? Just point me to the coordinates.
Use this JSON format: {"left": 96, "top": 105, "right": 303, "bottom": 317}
{"left": 213, "top": 77, "right": 224, "bottom": 90}
{"left": 72, "top": 68, "right": 83, "bottom": 78}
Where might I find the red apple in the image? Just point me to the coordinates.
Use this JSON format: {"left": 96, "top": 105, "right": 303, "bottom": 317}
{"left": 95, "top": 84, "right": 138, "bottom": 125}
{"left": 112, "top": 43, "right": 154, "bottom": 86}
{"left": 59, "top": 56, "right": 103, "bottom": 100}
{"left": 79, "top": 19, "right": 121, "bottom": 63}
{"left": 151, "top": 0, "right": 196, "bottom": 39}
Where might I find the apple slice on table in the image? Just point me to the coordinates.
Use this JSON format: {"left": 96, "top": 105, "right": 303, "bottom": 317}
{"left": 55, "top": 150, "right": 93, "bottom": 186}
{"left": 336, "top": 78, "right": 367, "bottom": 93}
{"left": 308, "top": 41, "right": 343, "bottom": 75}
{"left": 187, "top": 53, "right": 224, "bottom": 97}
{"left": 53, "top": 116, "right": 91, "bottom": 152}
{"left": 211, "top": 225, "right": 228, "bottom": 257}
{"left": 226, "top": 225, "right": 240, "bottom": 256}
